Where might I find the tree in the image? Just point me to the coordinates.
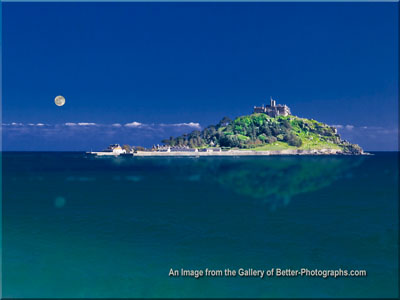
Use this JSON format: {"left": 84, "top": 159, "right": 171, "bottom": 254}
{"left": 281, "top": 119, "right": 291, "bottom": 129}
{"left": 271, "top": 124, "right": 281, "bottom": 136}
{"left": 266, "top": 136, "right": 277, "bottom": 144}
{"left": 261, "top": 124, "right": 272, "bottom": 136}
{"left": 220, "top": 134, "right": 240, "bottom": 147}
{"left": 258, "top": 134, "right": 267, "bottom": 142}
{"left": 218, "top": 116, "right": 232, "bottom": 127}
{"left": 284, "top": 132, "right": 302, "bottom": 147}
{"left": 189, "top": 139, "right": 196, "bottom": 148}
{"left": 122, "top": 144, "right": 131, "bottom": 152}
{"left": 169, "top": 138, "right": 176, "bottom": 147}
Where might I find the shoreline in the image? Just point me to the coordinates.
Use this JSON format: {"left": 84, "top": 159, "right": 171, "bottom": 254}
{"left": 88, "top": 149, "right": 368, "bottom": 156}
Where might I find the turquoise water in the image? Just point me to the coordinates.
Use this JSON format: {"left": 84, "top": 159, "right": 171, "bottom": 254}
{"left": 2, "top": 152, "right": 398, "bottom": 298}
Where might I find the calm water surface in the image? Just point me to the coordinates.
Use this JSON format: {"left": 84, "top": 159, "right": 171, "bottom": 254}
{"left": 2, "top": 152, "right": 398, "bottom": 298}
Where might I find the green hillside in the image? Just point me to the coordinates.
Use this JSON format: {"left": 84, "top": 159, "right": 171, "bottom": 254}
{"left": 161, "top": 113, "right": 363, "bottom": 154}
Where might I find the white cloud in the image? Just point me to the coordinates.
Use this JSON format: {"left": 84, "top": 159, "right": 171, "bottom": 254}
{"left": 125, "top": 121, "right": 143, "bottom": 128}
{"left": 331, "top": 124, "right": 355, "bottom": 130}
{"left": 78, "top": 122, "right": 96, "bottom": 126}
{"left": 65, "top": 122, "right": 97, "bottom": 126}
{"left": 161, "top": 122, "right": 201, "bottom": 129}
{"left": 331, "top": 124, "right": 343, "bottom": 129}
{"left": 6, "top": 122, "right": 46, "bottom": 127}
{"left": 178, "top": 122, "right": 201, "bottom": 129}
{"left": 112, "top": 123, "right": 122, "bottom": 127}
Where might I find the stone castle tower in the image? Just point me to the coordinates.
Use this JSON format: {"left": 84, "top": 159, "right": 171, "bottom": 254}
{"left": 253, "top": 97, "right": 291, "bottom": 117}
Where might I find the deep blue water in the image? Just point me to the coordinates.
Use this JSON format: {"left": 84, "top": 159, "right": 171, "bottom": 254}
{"left": 2, "top": 152, "right": 398, "bottom": 298}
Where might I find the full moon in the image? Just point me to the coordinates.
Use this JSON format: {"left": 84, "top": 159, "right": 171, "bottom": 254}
{"left": 55, "top": 95, "right": 65, "bottom": 106}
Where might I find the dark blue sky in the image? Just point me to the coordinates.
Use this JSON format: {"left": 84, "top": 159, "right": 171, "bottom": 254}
{"left": 2, "top": 2, "right": 398, "bottom": 151}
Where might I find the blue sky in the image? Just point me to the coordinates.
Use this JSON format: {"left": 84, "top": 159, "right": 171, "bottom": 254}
{"left": 2, "top": 2, "right": 398, "bottom": 151}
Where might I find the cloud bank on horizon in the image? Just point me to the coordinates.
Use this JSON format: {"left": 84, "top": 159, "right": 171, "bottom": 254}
{"left": 1, "top": 121, "right": 397, "bottom": 151}
{"left": 1, "top": 121, "right": 202, "bottom": 151}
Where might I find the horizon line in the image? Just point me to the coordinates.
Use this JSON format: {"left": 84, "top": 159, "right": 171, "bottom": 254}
{"left": 2, "top": 0, "right": 399, "bottom": 2}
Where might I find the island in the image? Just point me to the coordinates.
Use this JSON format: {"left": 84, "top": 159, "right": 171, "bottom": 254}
{"left": 88, "top": 99, "right": 364, "bottom": 156}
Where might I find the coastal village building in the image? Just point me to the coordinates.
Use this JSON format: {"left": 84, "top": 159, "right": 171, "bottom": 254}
{"left": 105, "top": 144, "right": 126, "bottom": 154}
{"left": 253, "top": 97, "right": 291, "bottom": 117}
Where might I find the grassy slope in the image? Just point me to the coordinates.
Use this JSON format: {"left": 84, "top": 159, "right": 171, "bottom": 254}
{"left": 235, "top": 114, "right": 342, "bottom": 151}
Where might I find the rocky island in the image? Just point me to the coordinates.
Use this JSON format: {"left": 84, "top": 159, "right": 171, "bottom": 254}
{"left": 154, "top": 98, "right": 364, "bottom": 156}
{"left": 88, "top": 99, "right": 364, "bottom": 156}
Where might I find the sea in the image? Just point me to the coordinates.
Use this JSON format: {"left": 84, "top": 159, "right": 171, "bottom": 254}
{"left": 2, "top": 152, "right": 398, "bottom": 298}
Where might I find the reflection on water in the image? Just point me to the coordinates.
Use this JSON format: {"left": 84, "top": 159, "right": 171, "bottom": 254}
{"left": 6, "top": 154, "right": 365, "bottom": 201}
{"left": 207, "top": 157, "right": 365, "bottom": 208}
{"left": 89, "top": 156, "right": 365, "bottom": 210}
{"left": 6, "top": 155, "right": 366, "bottom": 212}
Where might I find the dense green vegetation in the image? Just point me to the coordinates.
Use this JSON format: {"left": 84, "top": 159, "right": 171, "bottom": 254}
{"left": 161, "top": 113, "right": 363, "bottom": 154}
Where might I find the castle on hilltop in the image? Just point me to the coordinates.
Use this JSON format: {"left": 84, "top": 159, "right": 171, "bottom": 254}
{"left": 253, "top": 97, "right": 291, "bottom": 117}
